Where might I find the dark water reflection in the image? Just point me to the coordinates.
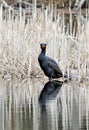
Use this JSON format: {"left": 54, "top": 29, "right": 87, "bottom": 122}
{"left": 0, "top": 78, "right": 89, "bottom": 130}
{"left": 39, "top": 80, "right": 63, "bottom": 109}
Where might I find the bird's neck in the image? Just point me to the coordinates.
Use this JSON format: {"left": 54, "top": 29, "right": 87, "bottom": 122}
{"left": 41, "top": 49, "right": 46, "bottom": 55}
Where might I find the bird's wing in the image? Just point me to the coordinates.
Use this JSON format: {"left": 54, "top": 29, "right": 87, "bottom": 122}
{"left": 47, "top": 57, "right": 63, "bottom": 75}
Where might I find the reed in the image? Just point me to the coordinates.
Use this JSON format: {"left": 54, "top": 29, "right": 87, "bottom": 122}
{"left": 0, "top": 2, "right": 89, "bottom": 81}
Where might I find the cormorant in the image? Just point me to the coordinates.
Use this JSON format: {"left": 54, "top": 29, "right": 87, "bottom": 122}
{"left": 38, "top": 43, "right": 63, "bottom": 81}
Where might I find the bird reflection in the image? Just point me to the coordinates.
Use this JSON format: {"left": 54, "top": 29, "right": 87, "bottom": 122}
{"left": 39, "top": 80, "right": 63, "bottom": 109}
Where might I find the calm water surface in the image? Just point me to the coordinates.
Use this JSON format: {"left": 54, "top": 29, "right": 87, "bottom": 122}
{"left": 0, "top": 78, "right": 89, "bottom": 130}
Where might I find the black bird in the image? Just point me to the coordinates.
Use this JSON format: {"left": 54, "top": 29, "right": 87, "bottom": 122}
{"left": 38, "top": 43, "right": 64, "bottom": 81}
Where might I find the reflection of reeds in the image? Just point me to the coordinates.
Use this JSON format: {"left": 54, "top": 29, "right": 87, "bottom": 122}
{"left": 0, "top": 78, "right": 42, "bottom": 130}
{"left": 0, "top": 4, "right": 89, "bottom": 80}
{"left": 0, "top": 78, "right": 89, "bottom": 130}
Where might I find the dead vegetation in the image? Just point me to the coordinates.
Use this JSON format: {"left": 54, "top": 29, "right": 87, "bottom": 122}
{"left": 0, "top": 1, "right": 89, "bottom": 81}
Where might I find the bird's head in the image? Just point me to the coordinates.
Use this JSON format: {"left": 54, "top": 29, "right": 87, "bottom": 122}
{"left": 40, "top": 43, "right": 47, "bottom": 49}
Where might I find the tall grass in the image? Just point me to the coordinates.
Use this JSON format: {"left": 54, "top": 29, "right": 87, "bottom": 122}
{"left": 0, "top": 3, "right": 89, "bottom": 80}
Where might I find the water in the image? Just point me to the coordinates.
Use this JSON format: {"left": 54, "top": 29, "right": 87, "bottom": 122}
{"left": 0, "top": 78, "right": 89, "bottom": 130}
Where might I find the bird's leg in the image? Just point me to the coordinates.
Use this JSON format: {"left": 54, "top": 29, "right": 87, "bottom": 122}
{"left": 49, "top": 77, "right": 52, "bottom": 82}
{"left": 49, "top": 74, "right": 53, "bottom": 82}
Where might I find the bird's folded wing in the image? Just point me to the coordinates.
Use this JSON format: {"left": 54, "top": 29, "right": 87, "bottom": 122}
{"left": 48, "top": 61, "right": 62, "bottom": 74}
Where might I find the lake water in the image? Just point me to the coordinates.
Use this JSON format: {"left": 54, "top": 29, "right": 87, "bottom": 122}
{"left": 0, "top": 78, "right": 89, "bottom": 130}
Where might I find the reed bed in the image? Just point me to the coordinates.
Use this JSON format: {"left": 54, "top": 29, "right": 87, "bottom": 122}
{"left": 0, "top": 3, "right": 89, "bottom": 81}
